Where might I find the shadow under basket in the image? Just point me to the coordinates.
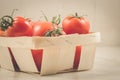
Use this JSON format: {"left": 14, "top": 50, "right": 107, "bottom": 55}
{"left": 0, "top": 32, "right": 100, "bottom": 75}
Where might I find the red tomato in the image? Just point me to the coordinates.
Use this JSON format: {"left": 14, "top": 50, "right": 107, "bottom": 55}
{"left": 14, "top": 16, "right": 32, "bottom": 22}
{"left": 0, "top": 29, "right": 3, "bottom": 36}
{"left": 32, "top": 21, "right": 53, "bottom": 36}
{"left": 6, "top": 17, "right": 33, "bottom": 37}
{"left": 31, "top": 49, "right": 43, "bottom": 71}
{"left": 0, "top": 29, "right": 6, "bottom": 36}
{"left": 14, "top": 16, "right": 26, "bottom": 21}
{"left": 62, "top": 16, "right": 90, "bottom": 34}
{"left": 73, "top": 46, "right": 81, "bottom": 69}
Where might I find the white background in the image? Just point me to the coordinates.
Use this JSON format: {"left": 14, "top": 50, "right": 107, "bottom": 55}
{"left": 0, "top": 0, "right": 120, "bottom": 46}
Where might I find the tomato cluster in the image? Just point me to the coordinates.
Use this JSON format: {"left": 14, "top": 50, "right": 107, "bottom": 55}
{"left": 0, "top": 13, "right": 90, "bottom": 37}
{"left": 0, "top": 13, "right": 90, "bottom": 71}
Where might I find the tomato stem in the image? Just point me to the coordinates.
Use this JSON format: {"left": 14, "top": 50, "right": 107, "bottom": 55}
{"left": 74, "top": 13, "right": 88, "bottom": 18}
{"left": 45, "top": 26, "right": 63, "bottom": 37}
{"left": 0, "top": 15, "right": 14, "bottom": 31}
{"left": 52, "top": 14, "right": 61, "bottom": 25}
{"left": 0, "top": 9, "right": 18, "bottom": 31}
{"left": 41, "top": 11, "right": 48, "bottom": 21}
{"left": 74, "top": 12, "right": 80, "bottom": 18}
{"left": 11, "top": 9, "right": 18, "bottom": 17}
{"left": 75, "top": 12, "right": 78, "bottom": 17}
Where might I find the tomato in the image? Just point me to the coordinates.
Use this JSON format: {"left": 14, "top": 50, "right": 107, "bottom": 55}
{"left": 73, "top": 46, "right": 81, "bottom": 69}
{"left": 6, "top": 17, "right": 33, "bottom": 37}
{"left": 0, "top": 29, "right": 6, "bottom": 36}
{"left": 31, "top": 49, "right": 43, "bottom": 71}
{"left": 14, "top": 16, "right": 26, "bottom": 21}
{"left": 62, "top": 14, "right": 90, "bottom": 34}
{"left": 32, "top": 21, "right": 53, "bottom": 36}
{"left": 0, "top": 29, "right": 3, "bottom": 36}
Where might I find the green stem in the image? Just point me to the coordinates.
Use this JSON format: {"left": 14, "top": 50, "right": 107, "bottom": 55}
{"left": 56, "top": 14, "right": 61, "bottom": 25}
{"left": 73, "top": 12, "right": 80, "bottom": 18}
{"left": 41, "top": 11, "right": 48, "bottom": 21}
{"left": 75, "top": 12, "right": 78, "bottom": 17}
{"left": 45, "top": 26, "right": 63, "bottom": 37}
{"left": 11, "top": 9, "right": 18, "bottom": 17}
{"left": 0, "top": 15, "right": 14, "bottom": 31}
{"left": 52, "top": 14, "right": 61, "bottom": 25}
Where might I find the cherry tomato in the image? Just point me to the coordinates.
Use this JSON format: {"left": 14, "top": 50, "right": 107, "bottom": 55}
{"left": 0, "top": 29, "right": 3, "bottom": 36}
{"left": 32, "top": 21, "right": 53, "bottom": 36}
{"left": 73, "top": 46, "right": 81, "bottom": 69}
{"left": 14, "top": 16, "right": 26, "bottom": 21}
{"left": 6, "top": 17, "right": 33, "bottom": 37}
{"left": 31, "top": 49, "right": 43, "bottom": 71}
{"left": 62, "top": 14, "right": 90, "bottom": 34}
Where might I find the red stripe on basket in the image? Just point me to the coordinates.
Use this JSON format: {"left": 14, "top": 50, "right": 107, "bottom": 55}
{"left": 8, "top": 47, "right": 20, "bottom": 71}
{"left": 31, "top": 49, "right": 43, "bottom": 72}
{"left": 73, "top": 46, "right": 82, "bottom": 69}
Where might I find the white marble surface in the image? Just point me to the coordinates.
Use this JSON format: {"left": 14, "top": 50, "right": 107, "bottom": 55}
{"left": 0, "top": 46, "right": 120, "bottom": 80}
